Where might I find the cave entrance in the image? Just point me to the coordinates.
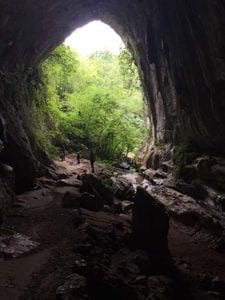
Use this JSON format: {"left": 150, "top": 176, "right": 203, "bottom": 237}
{"left": 64, "top": 20, "right": 124, "bottom": 56}
{"left": 39, "top": 20, "right": 149, "bottom": 163}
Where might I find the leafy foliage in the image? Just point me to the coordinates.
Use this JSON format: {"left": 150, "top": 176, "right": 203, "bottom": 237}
{"left": 118, "top": 47, "right": 140, "bottom": 92}
{"left": 172, "top": 144, "right": 198, "bottom": 175}
{"left": 36, "top": 45, "right": 147, "bottom": 160}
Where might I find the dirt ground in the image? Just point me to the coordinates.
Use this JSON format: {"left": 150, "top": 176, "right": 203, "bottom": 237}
{"left": 0, "top": 157, "right": 225, "bottom": 299}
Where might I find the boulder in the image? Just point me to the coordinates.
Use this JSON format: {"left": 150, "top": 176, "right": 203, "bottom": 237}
{"left": 98, "top": 169, "right": 114, "bottom": 181}
{"left": 80, "top": 173, "right": 114, "bottom": 206}
{"left": 56, "top": 273, "right": 87, "bottom": 300}
{"left": 0, "top": 230, "right": 39, "bottom": 258}
{"left": 147, "top": 275, "right": 175, "bottom": 300}
{"left": 119, "top": 161, "right": 131, "bottom": 170}
{"left": 57, "top": 178, "right": 82, "bottom": 188}
{"left": 132, "top": 187, "right": 170, "bottom": 262}
{"left": 142, "top": 169, "right": 167, "bottom": 186}
{"left": 80, "top": 192, "right": 103, "bottom": 211}
{"left": 38, "top": 177, "right": 56, "bottom": 187}
{"left": 121, "top": 200, "right": 133, "bottom": 213}
{"left": 143, "top": 169, "right": 167, "bottom": 181}
{"left": 175, "top": 180, "right": 208, "bottom": 200}
{"left": 62, "top": 189, "right": 81, "bottom": 208}
{"left": 111, "top": 176, "right": 135, "bottom": 201}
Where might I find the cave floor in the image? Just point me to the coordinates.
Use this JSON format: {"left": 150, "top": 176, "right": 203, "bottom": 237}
{"left": 0, "top": 157, "right": 225, "bottom": 299}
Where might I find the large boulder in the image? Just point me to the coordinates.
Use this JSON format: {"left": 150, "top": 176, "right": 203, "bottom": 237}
{"left": 62, "top": 189, "right": 81, "bottom": 208}
{"left": 80, "top": 173, "right": 114, "bottom": 206}
{"left": 132, "top": 187, "right": 170, "bottom": 263}
{"left": 80, "top": 192, "right": 103, "bottom": 211}
{"left": 175, "top": 179, "right": 208, "bottom": 200}
{"left": 111, "top": 176, "right": 135, "bottom": 201}
{"left": 62, "top": 189, "right": 103, "bottom": 211}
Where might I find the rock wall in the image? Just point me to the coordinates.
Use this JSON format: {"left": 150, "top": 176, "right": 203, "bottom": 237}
{"left": 0, "top": 0, "right": 224, "bottom": 189}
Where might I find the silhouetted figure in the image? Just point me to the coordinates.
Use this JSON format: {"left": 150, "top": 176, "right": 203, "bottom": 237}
{"left": 89, "top": 150, "right": 95, "bottom": 173}
{"left": 77, "top": 151, "right": 81, "bottom": 164}
{"left": 59, "top": 147, "right": 66, "bottom": 161}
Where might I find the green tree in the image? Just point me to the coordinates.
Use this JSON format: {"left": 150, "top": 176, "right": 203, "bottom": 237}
{"left": 36, "top": 45, "right": 147, "bottom": 161}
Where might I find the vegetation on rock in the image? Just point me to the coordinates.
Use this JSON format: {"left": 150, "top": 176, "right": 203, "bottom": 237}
{"left": 172, "top": 144, "right": 198, "bottom": 175}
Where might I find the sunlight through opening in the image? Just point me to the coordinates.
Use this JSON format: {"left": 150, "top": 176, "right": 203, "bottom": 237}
{"left": 64, "top": 20, "right": 125, "bottom": 56}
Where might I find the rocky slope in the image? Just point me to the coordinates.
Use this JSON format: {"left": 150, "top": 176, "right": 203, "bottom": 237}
{"left": 1, "top": 156, "right": 225, "bottom": 299}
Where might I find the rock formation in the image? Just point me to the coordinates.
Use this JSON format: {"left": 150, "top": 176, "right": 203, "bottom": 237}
{"left": 0, "top": 1, "right": 224, "bottom": 223}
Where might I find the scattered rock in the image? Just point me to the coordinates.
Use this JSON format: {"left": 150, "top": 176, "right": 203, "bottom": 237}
{"left": 211, "top": 276, "right": 225, "bottom": 293}
{"left": 73, "top": 257, "right": 88, "bottom": 275}
{"left": 112, "top": 199, "right": 122, "bottom": 213}
{"left": 143, "top": 169, "right": 167, "bottom": 181}
{"left": 38, "top": 177, "right": 56, "bottom": 187}
{"left": 119, "top": 161, "right": 131, "bottom": 170}
{"left": 98, "top": 168, "right": 114, "bottom": 180}
{"left": 57, "top": 178, "right": 82, "bottom": 188}
{"left": 121, "top": 200, "right": 133, "bottom": 213}
{"left": 0, "top": 230, "right": 39, "bottom": 258}
{"left": 147, "top": 275, "right": 175, "bottom": 300}
{"left": 161, "top": 161, "right": 174, "bottom": 173}
{"left": 46, "top": 168, "right": 58, "bottom": 180}
{"left": 56, "top": 273, "right": 87, "bottom": 300}
{"left": 103, "top": 204, "right": 112, "bottom": 213}
{"left": 119, "top": 213, "right": 132, "bottom": 223}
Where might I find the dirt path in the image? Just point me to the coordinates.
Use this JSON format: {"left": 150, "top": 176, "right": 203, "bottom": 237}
{"left": 0, "top": 157, "right": 225, "bottom": 299}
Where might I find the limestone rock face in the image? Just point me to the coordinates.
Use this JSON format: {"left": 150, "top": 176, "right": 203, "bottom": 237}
{"left": 0, "top": 0, "right": 224, "bottom": 189}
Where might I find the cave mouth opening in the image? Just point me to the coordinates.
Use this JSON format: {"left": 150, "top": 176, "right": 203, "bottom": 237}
{"left": 37, "top": 20, "right": 149, "bottom": 163}
{"left": 64, "top": 20, "right": 125, "bottom": 56}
